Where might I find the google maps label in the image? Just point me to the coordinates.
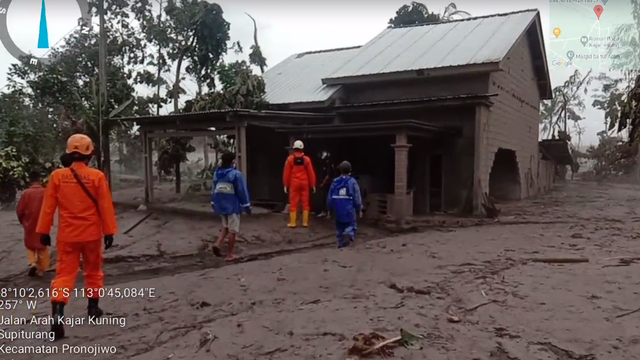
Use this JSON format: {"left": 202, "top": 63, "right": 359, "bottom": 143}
{"left": 580, "top": 36, "right": 588, "bottom": 46}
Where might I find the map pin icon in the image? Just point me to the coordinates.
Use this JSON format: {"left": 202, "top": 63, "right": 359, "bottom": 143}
{"left": 567, "top": 51, "right": 575, "bottom": 61}
{"left": 580, "top": 36, "right": 588, "bottom": 46}
{"left": 594, "top": 5, "right": 604, "bottom": 20}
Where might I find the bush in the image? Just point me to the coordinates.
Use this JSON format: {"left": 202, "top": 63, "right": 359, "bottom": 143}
{"left": 0, "top": 146, "right": 29, "bottom": 204}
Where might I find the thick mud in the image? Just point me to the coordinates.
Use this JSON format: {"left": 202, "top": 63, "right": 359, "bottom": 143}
{"left": 1, "top": 182, "right": 640, "bottom": 359}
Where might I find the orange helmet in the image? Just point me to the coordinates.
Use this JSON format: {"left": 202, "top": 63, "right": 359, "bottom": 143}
{"left": 66, "top": 134, "right": 94, "bottom": 155}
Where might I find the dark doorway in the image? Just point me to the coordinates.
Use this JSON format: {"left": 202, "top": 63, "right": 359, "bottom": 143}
{"left": 428, "top": 154, "right": 443, "bottom": 212}
{"left": 488, "top": 148, "right": 521, "bottom": 201}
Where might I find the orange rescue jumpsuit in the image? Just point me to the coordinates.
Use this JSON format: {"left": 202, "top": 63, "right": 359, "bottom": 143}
{"left": 16, "top": 184, "right": 50, "bottom": 274}
{"left": 283, "top": 151, "right": 317, "bottom": 212}
{"left": 36, "top": 163, "right": 118, "bottom": 303}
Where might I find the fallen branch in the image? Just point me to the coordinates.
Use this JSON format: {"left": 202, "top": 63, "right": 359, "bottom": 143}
{"left": 122, "top": 211, "right": 154, "bottom": 235}
{"left": 527, "top": 257, "right": 589, "bottom": 264}
{"left": 465, "top": 299, "right": 500, "bottom": 312}
{"left": 362, "top": 336, "right": 402, "bottom": 355}
{"left": 615, "top": 306, "right": 640, "bottom": 319}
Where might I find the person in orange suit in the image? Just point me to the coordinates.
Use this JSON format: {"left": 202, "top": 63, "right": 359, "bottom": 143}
{"left": 36, "top": 134, "right": 118, "bottom": 341}
{"left": 16, "top": 170, "right": 49, "bottom": 277}
{"left": 283, "top": 140, "right": 316, "bottom": 227}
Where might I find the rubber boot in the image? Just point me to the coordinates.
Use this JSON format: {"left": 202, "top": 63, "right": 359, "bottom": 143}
{"left": 338, "top": 235, "right": 347, "bottom": 249}
{"left": 87, "top": 298, "right": 104, "bottom": 319}
{"left": 302, "top": 211, "right": 310, "bottom": 227}
{"left": 287, "top": 212, "right": 297, "bottom": 228}
{"left": 27, "top": 264, "right": 38, "bottom": 277}
{"left": 51, "top": 302, "right": 65, "bottom": 341}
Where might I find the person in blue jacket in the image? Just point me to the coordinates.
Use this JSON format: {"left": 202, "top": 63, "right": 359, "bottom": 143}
{"left": 211, "top": 152, "right": 251, "bottom": 261}
{"left": 327, "top": 161, "right": 363, "bottom": 248}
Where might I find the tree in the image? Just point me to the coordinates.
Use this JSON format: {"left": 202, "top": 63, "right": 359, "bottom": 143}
{"left": 5, "top": 0, "right": 152, "bottom": 171}
{"left": 441, "top": 3, "right": 471, "bottom": 21}
{"left": 540, "top": 69, "right": 592, "bottom": 138}
{"left": 388, "top": 2, "right": 469, "bottom": 27}
{"left": 591, "top": 73, "right": 625, "bottom": 132}
{"left": 155, "top": 0, "right": 231, "bottom": 193}
{"left": 0, "top": 0, "right": 268, "bottom": 196}
{"left": 245, "top": 13, "right": 267, "bottom": 74}
{"left": 599, "top": 0, "right": 640, "bottom": 165}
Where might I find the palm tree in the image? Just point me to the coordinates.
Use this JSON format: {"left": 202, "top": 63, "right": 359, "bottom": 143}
{"left": 389, "top": 2, "right": 470, "bottom": 27}
{"left": 441, "top": 3, "right": 471, "bottom": 20}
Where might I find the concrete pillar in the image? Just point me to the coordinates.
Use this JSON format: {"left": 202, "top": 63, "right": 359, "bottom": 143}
{"left": 288, "top": 135, "right": 296, "bottom": 154}
{"left": 473, "top": 104, "right": 490, "bottom": 214}
{"left": 391, "top": 129, "right": 411, "bottom": 223}
{"left": 235, "top": 125, "right": 248, "bottom": 180}
{"left": 143, "top": 131, "right": 154, "bottom": 203}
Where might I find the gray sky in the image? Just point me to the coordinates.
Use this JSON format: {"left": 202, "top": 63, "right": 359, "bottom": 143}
{"left": 0, "top": 0, "right": 616, "bottom": 146}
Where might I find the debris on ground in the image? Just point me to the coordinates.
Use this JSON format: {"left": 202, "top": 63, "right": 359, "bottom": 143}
{"left": 527, "top": 257, "right": 589, "bottom": 264}
{"left": 196, "top": 330, "right": 216, "bottom": 352}
{"left": 346, "top": 329, "right": 422, "bottom": 359}
{"left": 602, "top": 257, "right": 640, "bottom": 267}
{"left": 384, "top": 281, "right": 431, "bottom": 295}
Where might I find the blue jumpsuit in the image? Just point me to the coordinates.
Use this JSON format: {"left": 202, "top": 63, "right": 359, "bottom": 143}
{"left": 327, "top": 175, "right": 362, "bottom": 248}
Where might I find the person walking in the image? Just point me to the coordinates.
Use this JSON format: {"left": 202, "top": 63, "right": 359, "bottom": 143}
{"left": 211, "top": 152, "right": 251, "bottom": 262}
{"left": 327, "top": 161, "right": 363, "bottom": 248}
{"left": 36, "top": 134, "right": 118, "bottom": 340}
{"left": 317, "top": 151, "right": 335, "bottom": 218}
{"left": 16, "top": 171, "right": 49, "bottom": 277}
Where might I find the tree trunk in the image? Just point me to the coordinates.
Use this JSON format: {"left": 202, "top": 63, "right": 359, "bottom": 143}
{"left": 102, "top": 126, "right": 111, "bottom": 187}
{"left": 203, "top": 137, "right": 209, "bottom": 167}
{"left": 156, "top": 0, "right": 164, "bottom": 116}
{"left": 174, "top": 160, "right": 181, "bottom": 193}
{"left": 172, "top": 35, "right": 197, "bottom": 114}
{"left": 635, "top": 141, "right": 640, "bottom": 180}
{"left": 0, "top": 183, "right": 17, "bottom": 205}
{"left": 170, "top": 35, "right": 197, "bottom": 193}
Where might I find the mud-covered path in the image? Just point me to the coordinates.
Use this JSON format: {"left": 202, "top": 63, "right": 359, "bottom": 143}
{"left": 2, "top": 182, "right": 640, "bottom": 360}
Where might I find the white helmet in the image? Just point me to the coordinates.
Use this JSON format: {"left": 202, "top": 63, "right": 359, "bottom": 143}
{"left": 292, "top": 140, "right": 304, "bottom": 150}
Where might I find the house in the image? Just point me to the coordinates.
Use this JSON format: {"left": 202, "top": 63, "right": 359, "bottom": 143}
{"left": 120, "top": 9, "right": 570, "bottom": 224}
{"left": 261, "top": 9, "right": 569, "bottom": 220}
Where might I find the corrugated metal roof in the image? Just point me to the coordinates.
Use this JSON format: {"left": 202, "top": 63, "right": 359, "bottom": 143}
{"left": 324, "top": 10, "right": 539, "bottom": 80}
{"left": 115, "top": 109, "right": 333, "bottom": 123}
{"left": 263, "top": 46, "right": 360, "bottom": 104}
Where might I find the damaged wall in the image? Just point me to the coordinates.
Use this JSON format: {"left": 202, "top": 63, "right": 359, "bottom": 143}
{"left": 489, "top": 148, "right": 522, "bottom": 201}
{"left": 484, "top": 32, "right": 548, "bottom": 199}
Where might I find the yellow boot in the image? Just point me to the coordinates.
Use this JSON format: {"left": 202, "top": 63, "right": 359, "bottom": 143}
{"left": 302, "top": 211, "right": 310, "bottom": 227}
{"left": 287, "top": 212, "right": 297, "bottom": 228}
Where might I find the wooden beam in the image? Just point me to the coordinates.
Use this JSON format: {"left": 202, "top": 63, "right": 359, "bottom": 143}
{"left": 147, "top": 129, "right": 236, "bottom": 138}
{"left": 142, "top": 131, "right": 149, "bottom": 203}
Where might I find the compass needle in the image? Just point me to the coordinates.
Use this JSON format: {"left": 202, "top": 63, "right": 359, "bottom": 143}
{"left": 37, "top": 0, "right": 49, "bottom": 49}
{"left": 0, "top": 0, "right": 90, "bottom": 64}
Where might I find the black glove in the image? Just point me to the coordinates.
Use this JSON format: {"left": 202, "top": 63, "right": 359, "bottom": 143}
{"left": 244, "top": 206, "right": 252, "bottom": 215}
{"left": 104, "top": 235, "right": 114, "bottom": 249}
{"left": 40, "top": 234, "right": 51, "bottom": 247}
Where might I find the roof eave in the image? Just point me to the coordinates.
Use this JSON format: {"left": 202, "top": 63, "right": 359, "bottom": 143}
{"left": 266, "top": 86, "right": 344, "bottom": 109}
{"left": 321, "top": 62, "right": 501, "bottom": 86}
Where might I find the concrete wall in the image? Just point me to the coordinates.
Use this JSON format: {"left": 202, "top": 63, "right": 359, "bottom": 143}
{"left": 343, "top": 75, "right": 490, "bottom": 104}
{"left": 483, "top": 34, "right": 547, "bottom": 199}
